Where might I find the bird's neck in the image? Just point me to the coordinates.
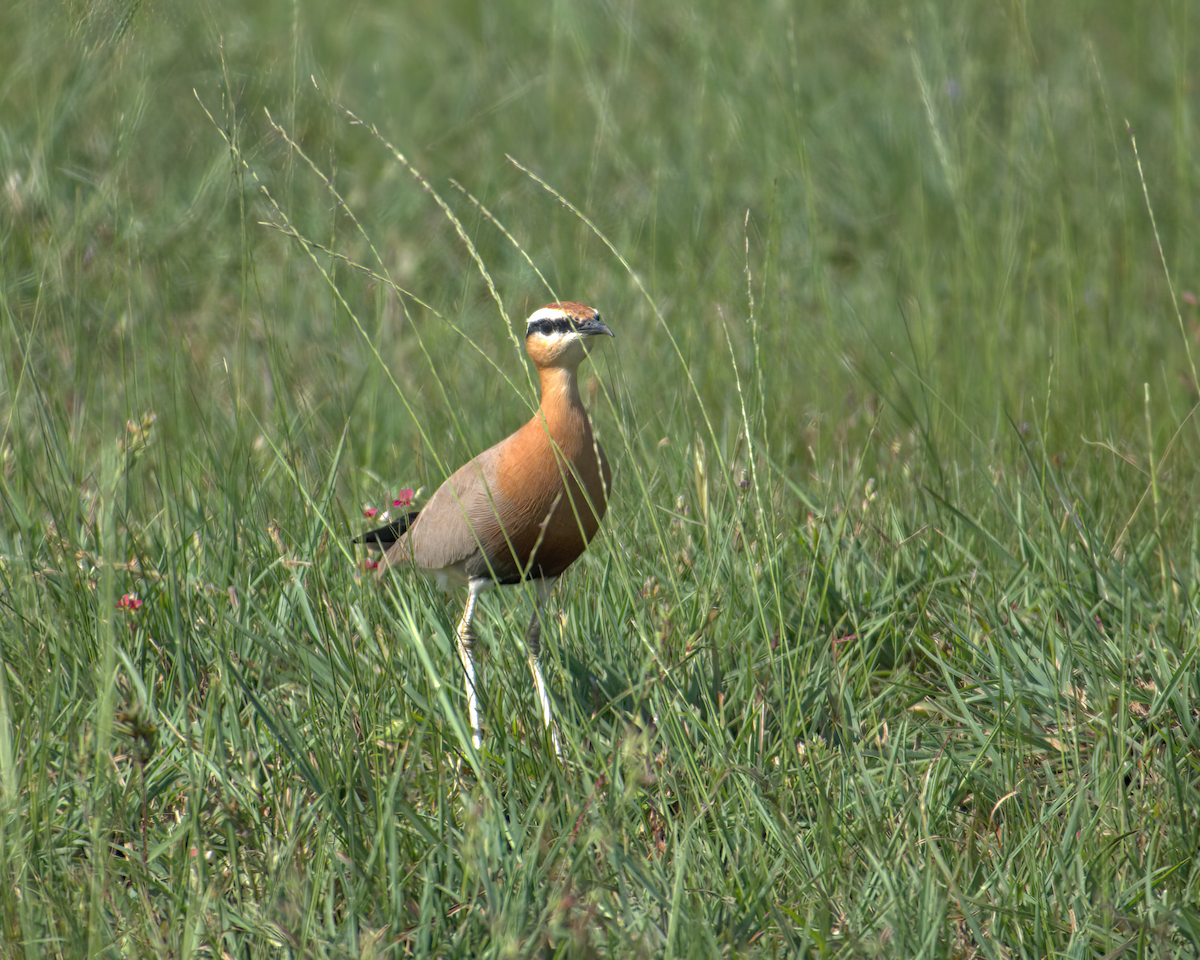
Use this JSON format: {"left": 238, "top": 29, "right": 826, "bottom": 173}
{"left": 536, "top": 365, "right": 587, "bottom": 433}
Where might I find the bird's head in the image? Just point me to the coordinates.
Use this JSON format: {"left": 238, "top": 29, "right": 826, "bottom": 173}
{"left": 524, "top": 302, "right": 614, "bottom": 368}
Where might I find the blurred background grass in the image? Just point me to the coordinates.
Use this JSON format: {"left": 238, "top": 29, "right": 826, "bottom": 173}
{"left": 1, "top": 0, "right": 1199, "bottom": 956}
{"left": 5, "top": 0, "right": 1196, "bottom": 471}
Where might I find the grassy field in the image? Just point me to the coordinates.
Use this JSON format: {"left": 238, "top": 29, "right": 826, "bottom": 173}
{"left": 2, "top": 0, "right": 1200, "bottom": 956}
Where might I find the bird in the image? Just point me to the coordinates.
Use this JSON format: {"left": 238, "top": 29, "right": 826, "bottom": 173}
{"left": 359, "top": 301, "right": 614, "bottom": 757}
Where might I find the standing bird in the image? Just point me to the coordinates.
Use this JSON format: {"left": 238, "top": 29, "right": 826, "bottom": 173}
{"left": 360, "top": 302, "right": 614, "bottom": 756}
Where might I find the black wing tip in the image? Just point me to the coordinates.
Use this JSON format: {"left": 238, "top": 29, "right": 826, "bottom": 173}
{"left": 354, "top": 510, "right": 420, "bottom": 551}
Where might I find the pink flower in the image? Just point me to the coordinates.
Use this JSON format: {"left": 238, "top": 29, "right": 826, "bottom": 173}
{"left": 393, "top": 488, "right": 415, "bottom": 508}
{"left": 117, "top": 594, "right": 142, "bottom": 612}
{"left": 363, "top": 505, "right": 379, "bottom": 518}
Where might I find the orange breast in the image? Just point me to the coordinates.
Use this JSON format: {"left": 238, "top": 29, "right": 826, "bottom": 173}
{"left": 492, "top": 409, "right": 610, "bottom": 581}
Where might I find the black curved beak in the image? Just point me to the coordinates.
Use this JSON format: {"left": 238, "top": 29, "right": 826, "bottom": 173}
{"left": 579, "top": 316, "right": 615, "bottom": 338}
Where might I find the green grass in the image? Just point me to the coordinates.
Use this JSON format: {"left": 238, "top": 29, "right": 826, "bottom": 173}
{"left": 2, "top": 0, "right": 1200, "bottom": 956}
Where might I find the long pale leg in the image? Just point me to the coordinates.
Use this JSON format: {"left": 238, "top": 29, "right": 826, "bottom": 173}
{"left": 524, "top": 578, "right": 562, "bottom": 758}
{"left": 455, "top": 579, "right": 489, "bottom": 750}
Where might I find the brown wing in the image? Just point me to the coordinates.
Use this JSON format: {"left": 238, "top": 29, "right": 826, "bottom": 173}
{"left": 381, "top": 439, "right": 521, "bottom": 582}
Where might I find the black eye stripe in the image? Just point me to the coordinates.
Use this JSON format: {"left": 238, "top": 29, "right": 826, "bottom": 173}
{"left": 525, "top": 317, "right": 577, "bottom": 337}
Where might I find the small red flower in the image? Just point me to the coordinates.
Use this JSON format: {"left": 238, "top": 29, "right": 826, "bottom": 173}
{"left": 363, "top": 505, "right": 379, "bottom": 518}
{"left": 117, "top": 594, "right": 142, "bottom": 612}
{"left": 393, "top": 488, "right": 415, "bottom": 508}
